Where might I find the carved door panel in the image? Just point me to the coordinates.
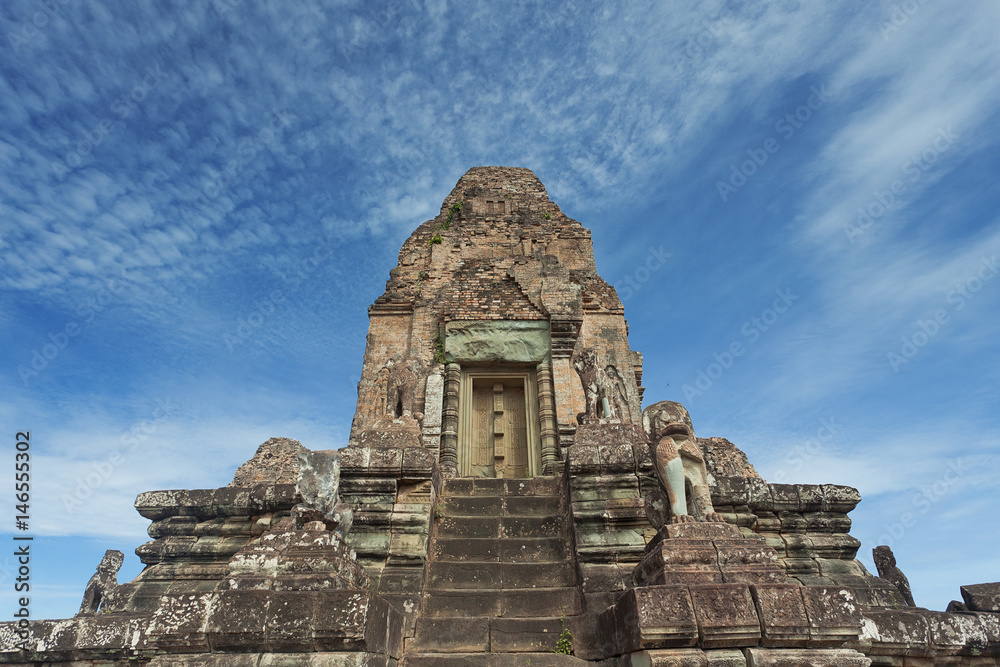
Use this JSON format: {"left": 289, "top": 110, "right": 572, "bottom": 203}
{"left": 469, "top": 380, "right": 529, "bottom": 478}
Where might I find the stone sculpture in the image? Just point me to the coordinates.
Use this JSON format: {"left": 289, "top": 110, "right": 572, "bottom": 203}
{"left": 574, "top": 347, "right": 630, "bottom": 422}
{"left": 76, "top": 550, "right": 123, "bottom": 616}
{"left": 642, "top": 400, "right": 721, "bottom": 523}
{"left": 873, "top": 544, "right": 916, "bottom": 606}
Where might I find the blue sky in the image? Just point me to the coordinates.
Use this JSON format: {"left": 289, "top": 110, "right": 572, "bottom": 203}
{"left": 1, "top": 1, "right": 998, "bottom": 619}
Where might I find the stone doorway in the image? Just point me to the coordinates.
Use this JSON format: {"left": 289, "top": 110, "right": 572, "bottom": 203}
{"left": 457, "top": 370, "right": 541, "bottom": 478}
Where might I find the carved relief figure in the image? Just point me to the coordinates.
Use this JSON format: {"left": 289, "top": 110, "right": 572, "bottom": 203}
{"left": 604, "top": 364, "right": 632, "bottom": 423}
{"left": 574, "top": 347, "right": 629, "bottom": 422}
{"left": 873, "top": 545, "right": 916, "bottom": 606}
{"left": 642, "top": 401, "right": 721, "bottom": 523}
{"left": 385, "top": 356, "right": 419, "bottom": 419}
{"left": 356, "top": 363, "right": 390, "bottom": 425}
{"left": 77, "top": 550, "right": 124, "bottom": 615}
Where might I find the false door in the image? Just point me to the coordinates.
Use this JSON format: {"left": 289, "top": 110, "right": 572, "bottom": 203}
{"left": 458, "top": 371, "right": 541, "bottom": 478}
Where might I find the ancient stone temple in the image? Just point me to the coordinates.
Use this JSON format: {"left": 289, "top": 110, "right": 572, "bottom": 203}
{"left": 3, "top": 166, "right": 999, "bottom": 666}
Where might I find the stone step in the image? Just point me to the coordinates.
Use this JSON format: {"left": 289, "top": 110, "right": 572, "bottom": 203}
{"left": 442, "top": 476, "right": 563, "bottom": 498}
{"left": 401, "top": 652, "right": 591, "bottom": 666}
{"left": 491, "top": 616, "right": 570, "bottom": 653}
{"left": 408, "top": 616, "right": 490, "bottom": 653}
{"left": 432, "top": 537, "right": 569, "bottom": 563}
{"left": 426, "top": 561, "right": 576, "bottom": 590}
{"left": 435, "top": 515, "right": 566, "bottom": 539}
{"left": 421, "top": 586, "right": 582, "bottom": 617}
{"left": 441, "top": 494, "right": 562, "bottom": 517}
{"left": 408, "top": 616, "right": 576, "bottom": 654}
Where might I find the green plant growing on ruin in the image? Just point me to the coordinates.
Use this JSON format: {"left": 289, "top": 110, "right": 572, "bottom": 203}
{"left": 433, "top": 503, "right": 444, "bottom": 521}
{"left": 543, "top": 211, "right": 551, "bottom": 220}
{"left": 415, "top": 270, "right": 428, "bottom": 291}
{"left": 429, "top": 234, "right": 442, "bottom": 245}
{"left": 554, "top": 617, "right": 574, "bottom": 655}
{"left": 441, "top": 201, "right": 464, "bottom": 229}
{"left": 434, "top": 332, "right": 446, "bottom": 364}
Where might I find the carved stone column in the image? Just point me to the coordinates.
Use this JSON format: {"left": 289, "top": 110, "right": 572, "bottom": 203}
{"left": 536, "top": 358, "right": 559, "bottom": 473}
{"left": 439, "top": 362, "right": 461, "bottom": 475}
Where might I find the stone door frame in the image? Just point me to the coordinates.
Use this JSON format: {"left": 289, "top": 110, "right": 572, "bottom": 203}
{"left": 456, "top": 368, "right": 541, "bottom": 478}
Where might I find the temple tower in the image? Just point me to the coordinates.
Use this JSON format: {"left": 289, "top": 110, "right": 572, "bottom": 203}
{"left": 349, "top": 166, "right": 644, "bottom": 475}
{"left": 5, "top": 167, "right": 997, "bottom": 666}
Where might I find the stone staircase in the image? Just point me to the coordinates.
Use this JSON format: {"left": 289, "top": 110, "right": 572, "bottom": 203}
{"left": 404, "top": 475, "right": 588, "bottom": 665}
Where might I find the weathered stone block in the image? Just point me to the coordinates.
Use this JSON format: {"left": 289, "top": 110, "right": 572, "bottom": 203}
{"left": 401, "top": 446, "right": 435, "bottom": 478}
{"left": 490, "top": 616, "right": 565, "bottom": 652}
{"left": 626, "top": 649, "right": 710, "bottom": 666}
{"left": 712, "top": 477, "right": 752, "bottom": 507}
{"left": 820, "top": 485, "right": 861, "bottom": 513}
{"left": 432, "top": 537, "right": 500, "bottom": 562}
{"left": 501, "top": 587, "right": 582, "bottom": 617}
{"left": 796, "top": 484, "right": 827, "bottom": 512}
{"left": 567, "top": 444, "right": 603, "bottom": 475}
{"left": 437, "top": 516, "right": 500, "bottom": 538}
{"left": 367, "top": 448, "right": 403, "bottom": 476}
{"left": 205, "top": 590, "right": 270, "bottom": 651}
{"left": 858, "top": 609, "right": 930, "bottom": 656}
{"left": 800, "top": 586, "right": 862, "bottom": 646}
{"left": 688, "top": 583, "right": 761, "bottom": 648}
{"left": 663, "top": 522, "right": 743, "bottom": 540}
{"left": 580, "top": 563, "right": 628, "bottom": 593}
{"left": 706, "top": 650, "right": 749, "bottom": 666}
{"left": 443, "top": 495, "right": 503, "bottom": 515}
{"left": 502, "top": 515, "right": 564, "bottom": 538}
{"left": 602, "top": 585, "right": 699, "bottom": 654}
{"left": 408, "top": 616, "right": 490, "bottom": 653}
{"left": 422, "top": 590, "right": 501, "bottom": 617}
{"left": 146, "top": 592, "right": 214, "bottom": 652}
{"left": 769, "top": 485, "right": 801, "bottom": 512}
{"left": 504, "top": 494, "right": 561, "bottom": 516}
{"left": 751, "top": 584, "right": 811, "bottom": 647}
{"left": 633, "top": 540, "right": 722, "bottom": 587}
{"left": 962, "top": 583, "right": 1000, "bottom": 613}
{"left": 599, "top": 443, "right": 637, "bottom": 474}
{"left": 744, "top": 647, "right": 872, "bottom": 666}
{"left": 427, "top": 561, "right": 501, "bottom": 589}
{"left": 501, "top": 561, "right": 575, "bottom": 588}
{"left": 925, "top": 610, "right": 989, "bottom": 655}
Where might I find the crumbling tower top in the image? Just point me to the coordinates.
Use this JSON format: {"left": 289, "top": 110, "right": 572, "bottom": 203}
{"left": 350, "top": 167, "right": 645, "bottom": 477}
